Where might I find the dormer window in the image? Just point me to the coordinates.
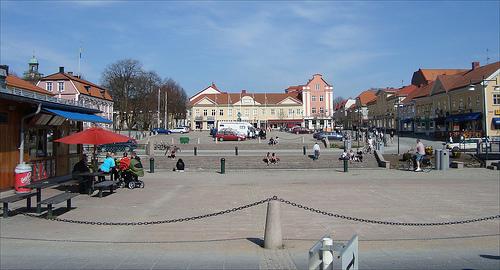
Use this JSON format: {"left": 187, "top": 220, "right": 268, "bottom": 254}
{"left": 315, "top": 83, "right": 320, "bottom": 90}
{"left": 58, "top": 81, "right": 64, "bottom": 92}
{"left": 46, "top": 82, "right": 52, "bottom": 91}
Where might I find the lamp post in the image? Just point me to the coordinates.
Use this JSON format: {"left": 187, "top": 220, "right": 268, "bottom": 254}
{"left": 395, "top": 101, "right": 402, "bottom": 155}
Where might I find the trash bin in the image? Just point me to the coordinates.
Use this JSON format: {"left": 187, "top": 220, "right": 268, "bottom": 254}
{"left": 180, "top": 137, "right": 189, "bottom": 144}
{"left": 343, "top": 140, "right": 352, "bottom": 151}
{"left": 434, "top": 149, "right": 442, "bottom": 170}
{"left": 440, "top": 149, "right": 449, "bottom": 170}
{"left": 15, "top": 163, "right": 32, "bottom": 193}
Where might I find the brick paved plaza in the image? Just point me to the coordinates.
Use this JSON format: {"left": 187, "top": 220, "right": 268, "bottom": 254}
{"left": 1, "top": 168, "right": 499, "bottom": 269}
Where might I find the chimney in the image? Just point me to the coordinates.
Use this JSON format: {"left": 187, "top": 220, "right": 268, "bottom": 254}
{"left": 59, "top": 66, "right": 65, "bottom": 73}
{"left": 241, "top": 90, "right": 247, "bottom": 94}
{"left": 472, "top": 62, "right": 480, "bottom": 70}
{"left": 67, "top": 71, "right": 73, "bottom": 76}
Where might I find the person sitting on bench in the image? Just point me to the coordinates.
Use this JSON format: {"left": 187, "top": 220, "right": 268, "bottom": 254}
{"left": 72, "top": 154, "right": 91, "bottom": 193}
{"left": 173, "top": 158, "right": 185, "bottom": 172}
{"left": 270, "top": 153, "right": 280, "bottom": 164}
{"left": 99, "top": 152, "right": 115, "bottom": 181}
{"left": 263, "top": 152, "right": 271, "bottom": 166}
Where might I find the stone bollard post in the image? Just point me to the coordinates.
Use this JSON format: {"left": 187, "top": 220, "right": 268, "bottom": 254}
{"left": 303, "top": 146, "right": 306, "bottom": 155}
{"left": 264, "top": 199, "right": 283, "bottom": 249}
{"left": 194, "top": 146, "right": 197, "bottom": 156}
{"left": 220, "top": 158, "right": 225, "bottom": 174}
{"left": 235, "top": 146, "right": 238, "bottom": 156}
{"left": 149, "top": 157, "right": 155, "bottom": 173}
{"left": 343, "top": 159, "right": 348, "bottom": 172}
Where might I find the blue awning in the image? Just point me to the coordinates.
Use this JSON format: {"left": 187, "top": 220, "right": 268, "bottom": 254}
{"left": 44, "top": 108, "right": 112, "bottom": 124}
{"left": 446, "top": 112, "right": 482, "bottom": 122}
{"left": 493, "top": 118, "right": 500, "bottom": 125}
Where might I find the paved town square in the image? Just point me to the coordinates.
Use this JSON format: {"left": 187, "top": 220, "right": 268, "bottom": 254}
{"left": 1, "top": 168, "right": 499, "bottom": 270}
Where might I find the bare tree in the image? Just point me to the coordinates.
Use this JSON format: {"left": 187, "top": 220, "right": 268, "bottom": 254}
{"left": 160, "top": 78, "right": 188, "bottom": 128}
{"left": 333, "top": 96, "right": 346, "bottom": 109}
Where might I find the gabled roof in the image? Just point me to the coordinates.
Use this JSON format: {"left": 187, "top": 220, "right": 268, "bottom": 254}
{"left": 6, "top": 75, "right": 54, "bottom": 95}
{"left": 396, "top": 85, "right": 418, "bottom": 96}
{"left": 40, "top": 72, "right": 112, "bottom": 101}
{"left": 190, "top": 92, "right": 302, "bottom": 106}
{"left": 286, "top": 74, "right": 332, "bottom": 93}
{"left": 433, "top": 61, "right": 500, "bottom": 94}
{"left": 419, "top": 69, "right": 468, "bottom": 82}
{"left": 190, "top": 83, "right": 222, "bottom": 101}
{"left": 405, "top": 81, "right": 435, "bottom": 102}
{"left": 357, "top": 89, "right": 377, "bottom": 106}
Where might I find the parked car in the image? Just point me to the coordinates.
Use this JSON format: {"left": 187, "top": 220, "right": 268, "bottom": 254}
{"left": 317, "top": 132, "right": 343, "bottom": 141}
{"left": 291, "top": 127, "right": 313, "bottom": 134}
{"left": 216, "top": 129, "right": 246, "bottom": 141}
{"left": 313, "top": 131, "right": 325, "bottom": 139}
{"left": 169, "top": 127, "right": 189, "bottom": 134}
{"left": 446, "top": 138, "right": 491, "bottom": 151}
{"left": 151, "top": 128, "right": 171, "bottom": 134}
{"left": 97, "top": 139, "right": 138, "bottom": 153}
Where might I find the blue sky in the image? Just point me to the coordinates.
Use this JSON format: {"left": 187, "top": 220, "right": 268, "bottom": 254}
{"left": 1, "top": 0, "right": 499, "bottom": 98}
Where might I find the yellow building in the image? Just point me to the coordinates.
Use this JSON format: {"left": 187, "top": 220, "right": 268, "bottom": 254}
{"left": 188, "top": 84, "right": 303, "bottom": 130}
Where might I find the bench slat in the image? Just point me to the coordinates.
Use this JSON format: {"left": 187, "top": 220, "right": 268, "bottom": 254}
{"left": 94, "top": 181, "right": 116, "bottom": 188}
{"left": 0, "top": 193, "right": 37, "bottom": 203}
{"left": 40, "top": 193, "right": 78, "bottom": 205}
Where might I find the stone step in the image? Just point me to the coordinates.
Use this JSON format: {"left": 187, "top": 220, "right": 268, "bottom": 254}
{"left": 152, "top": 155, "right": 378, "bottom": 170}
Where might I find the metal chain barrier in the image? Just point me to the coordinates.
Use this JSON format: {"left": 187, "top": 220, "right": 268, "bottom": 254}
{"left": 275, "top": 197, "right": 500, "bottom": 226}
{"left": 13, "top": 196, "right": 500, "bottom": 226}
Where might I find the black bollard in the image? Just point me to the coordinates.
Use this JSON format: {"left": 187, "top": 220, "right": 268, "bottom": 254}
{"left": 194, "top": 146, "right": 197, "bottom": 156}
{"left": 235, "top": 146, "right": 238, "bottom": 156}
{"left": 343, "top": 159, "right": 348, "bottom": 172}
{"left": 303, "top": 146, "right": 306, "bottom": 155}
{"left": 150, "top": 157, "right": 155, "bottom": 173}
{"left": 220, "top": 158, "right": 225, "bottom": 174}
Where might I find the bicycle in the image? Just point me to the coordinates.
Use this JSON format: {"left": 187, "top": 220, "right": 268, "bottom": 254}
{"left": 401, "top": 154, "right": 433, "bottom": 172}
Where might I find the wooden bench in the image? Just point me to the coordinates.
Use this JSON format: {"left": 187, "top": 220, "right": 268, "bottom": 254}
{"left": 0, "top": 192, "right": 37, "bottom": 218}
{"left": 93, "top": 181, "right": 117, "bottom": 198}
{"left": 39, "top": 192, "right": 79, "bottom": 218}
{"left": 450, "top": 161, "right": 464, "bottom": 169}
{"left": 20, "top": 174, "right": 74, "bottom": 214}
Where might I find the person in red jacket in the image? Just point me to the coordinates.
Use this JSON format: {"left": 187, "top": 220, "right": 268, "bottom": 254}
{"left": 118, "top": 152, "right": 131, "bottom": 171}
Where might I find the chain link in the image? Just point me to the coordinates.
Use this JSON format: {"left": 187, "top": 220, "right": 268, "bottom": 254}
{"left": 275, "top": 197, "right": 500, "bottom": 226}
{"left": 12, "top": 196, "right": 500, "bottom": 226}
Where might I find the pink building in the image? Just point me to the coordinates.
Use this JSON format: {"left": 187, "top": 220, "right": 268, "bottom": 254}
{"left": 286, "top": 74, "right": 334, "bottom": 129}
{"left": 37, "top": 67, "right": 113, "bottom": 128}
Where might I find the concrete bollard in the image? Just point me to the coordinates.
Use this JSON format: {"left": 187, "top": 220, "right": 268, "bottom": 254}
{"left": 220, "top": 158, "right": 225, "bottom": 174}
{"left": 303, "top": 146, "right": 306, "bottom": 155}
{"left": 343, "top": 159, "right": 348, "bottom": 172}
{"left": 235, "top": 146, "right": 238, "bottom": 156}
{"left": 264, "top": 199, "right": 283, "bottom": 249}
{"left": 194, "top": 146, "right": 197, "bottom": 156}
{"left": 149, "top": 157, "right": 155, "bottom": 173}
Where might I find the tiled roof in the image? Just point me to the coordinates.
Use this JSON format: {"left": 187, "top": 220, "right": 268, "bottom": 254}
{"left": 190, "top": 83, "right": 222, "bottom": 100}
{"left": 6, "top": 75, "right": 54, "bottom": 95}
{"left": 357, "top": 89, "right": 377, "bottom": 106}
{"left": 433, "top": 61, "right": 500, "bottom": 94}
{"left": 396, "top": 85, "right": 417, "bottom": 96}
{"left": 404, "top": 81, "right": 435, "bottom": 103}
{"left": 420, "top": 69, "right": 467, "bottom": 82}
{"left": 190, "top": 92, "right": 302, "bottom": 106}
{"left": 41, "top": 72, "right": 112, "bottom": 101}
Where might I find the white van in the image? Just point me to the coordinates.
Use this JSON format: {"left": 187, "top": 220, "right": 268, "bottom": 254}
{"left": 217, "top": 122, "right": 254, "bottom": 138}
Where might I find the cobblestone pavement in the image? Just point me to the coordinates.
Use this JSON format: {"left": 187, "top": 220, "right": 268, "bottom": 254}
{"left": 1, "top": 169, "right": 499, "bottom": 269}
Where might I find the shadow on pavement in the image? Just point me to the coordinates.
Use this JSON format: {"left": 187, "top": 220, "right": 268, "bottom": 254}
{"left": 479, "top": 254, "right": 500, "bottom": 260}
{"left": 246, "top": 237, "right": 264, "bottom": 248}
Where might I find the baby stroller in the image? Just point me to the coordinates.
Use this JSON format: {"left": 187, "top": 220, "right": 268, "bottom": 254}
{"left": 121, "top": 170, "right": 144, "bottom": 189}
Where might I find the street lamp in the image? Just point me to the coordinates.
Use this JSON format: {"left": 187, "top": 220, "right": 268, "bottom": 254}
{"left": 394, "top": 101, "right": 402, "bottom": 155}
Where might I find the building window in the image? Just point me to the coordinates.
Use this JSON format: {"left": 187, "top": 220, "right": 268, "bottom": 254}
{"left": 271, "top": 109, "right": 275, "bottom": 115}
{"left": 452, "top": 101, "right": 456, "bottom": 109}
{"left": 253, "top": 109, "right": 257, "bottom": 116}
{"left": 203, "top": 109, "right": 208, "bottom": 116}
{"left": 57, "top": 81, "right": 64, "bottom": 92}
{"left": 315, "top": 83, "right": 320, "bottom": 90}
{"left": 46, "top": 82, "right": 52, "bottom": 91}
{"left": 261, "top": 109, "right": 265, "bottom": 115}
{"left": 494, "top": 94, "right": 500, "bottom": 105}
{"left": 211, "top": 109, "right": 216, "bottom": 116}
{"left": 228, "top": 109, "right": 233, "bottom": 116}
{"left": 312, "top": 107, "right": 317, "bottom": 114}
{"left": 288, "top": 109, "right": 293, "bottom": 116}
{"left": 245, "top": 109, "right": 249, "bottom": 116}
{"left": 312, "top": 96, "right": 316, "bottom": 102}
{"left": 320, "top": 107, "right": 324, "bottom": 113}
{"left": 219, "top": 109, "right": 224, "bottom": 116}
{"left": 279, "top": 108, "right": 284, "bottom": 116}
{"left": 319, "top": 95, "right": 324, "bottom": 101}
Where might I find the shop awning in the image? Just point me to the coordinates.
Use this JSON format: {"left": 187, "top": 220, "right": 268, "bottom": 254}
{"left": 44, "top": 108, "right": 112, "bottom": 124}
{"left": 493, "top": 118, "right": 500, "bottom": 125}
{"left": 446, "top": 112, "right": 482, "bottom": 122}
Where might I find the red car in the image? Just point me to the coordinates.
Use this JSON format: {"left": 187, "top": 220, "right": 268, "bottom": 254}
{"left": 216, "top": 130, "right": 246, "bottom": 141}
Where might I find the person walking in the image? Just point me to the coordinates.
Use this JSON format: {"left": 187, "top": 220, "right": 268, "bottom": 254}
{"left": 313, "top": 142, "right": 321, "bottom": 160}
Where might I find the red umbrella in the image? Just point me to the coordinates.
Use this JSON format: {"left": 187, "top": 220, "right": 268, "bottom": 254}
{"left": 55, "top": 127, "right": 131, "bottom": 145}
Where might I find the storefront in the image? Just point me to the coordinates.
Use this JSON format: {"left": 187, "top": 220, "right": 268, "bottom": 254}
{"left": 0, "top": 88, "right": 111, "bottom": 190}
{"left": 267, "top": 119, "right": 303, "bottom": 129}
{"left": 446, "top": 112, "right": 483, "bottom": 138}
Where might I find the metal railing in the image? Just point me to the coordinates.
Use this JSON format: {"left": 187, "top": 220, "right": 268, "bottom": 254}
{"left": 1, "top": 86, "right": 87, "bottom": 108}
